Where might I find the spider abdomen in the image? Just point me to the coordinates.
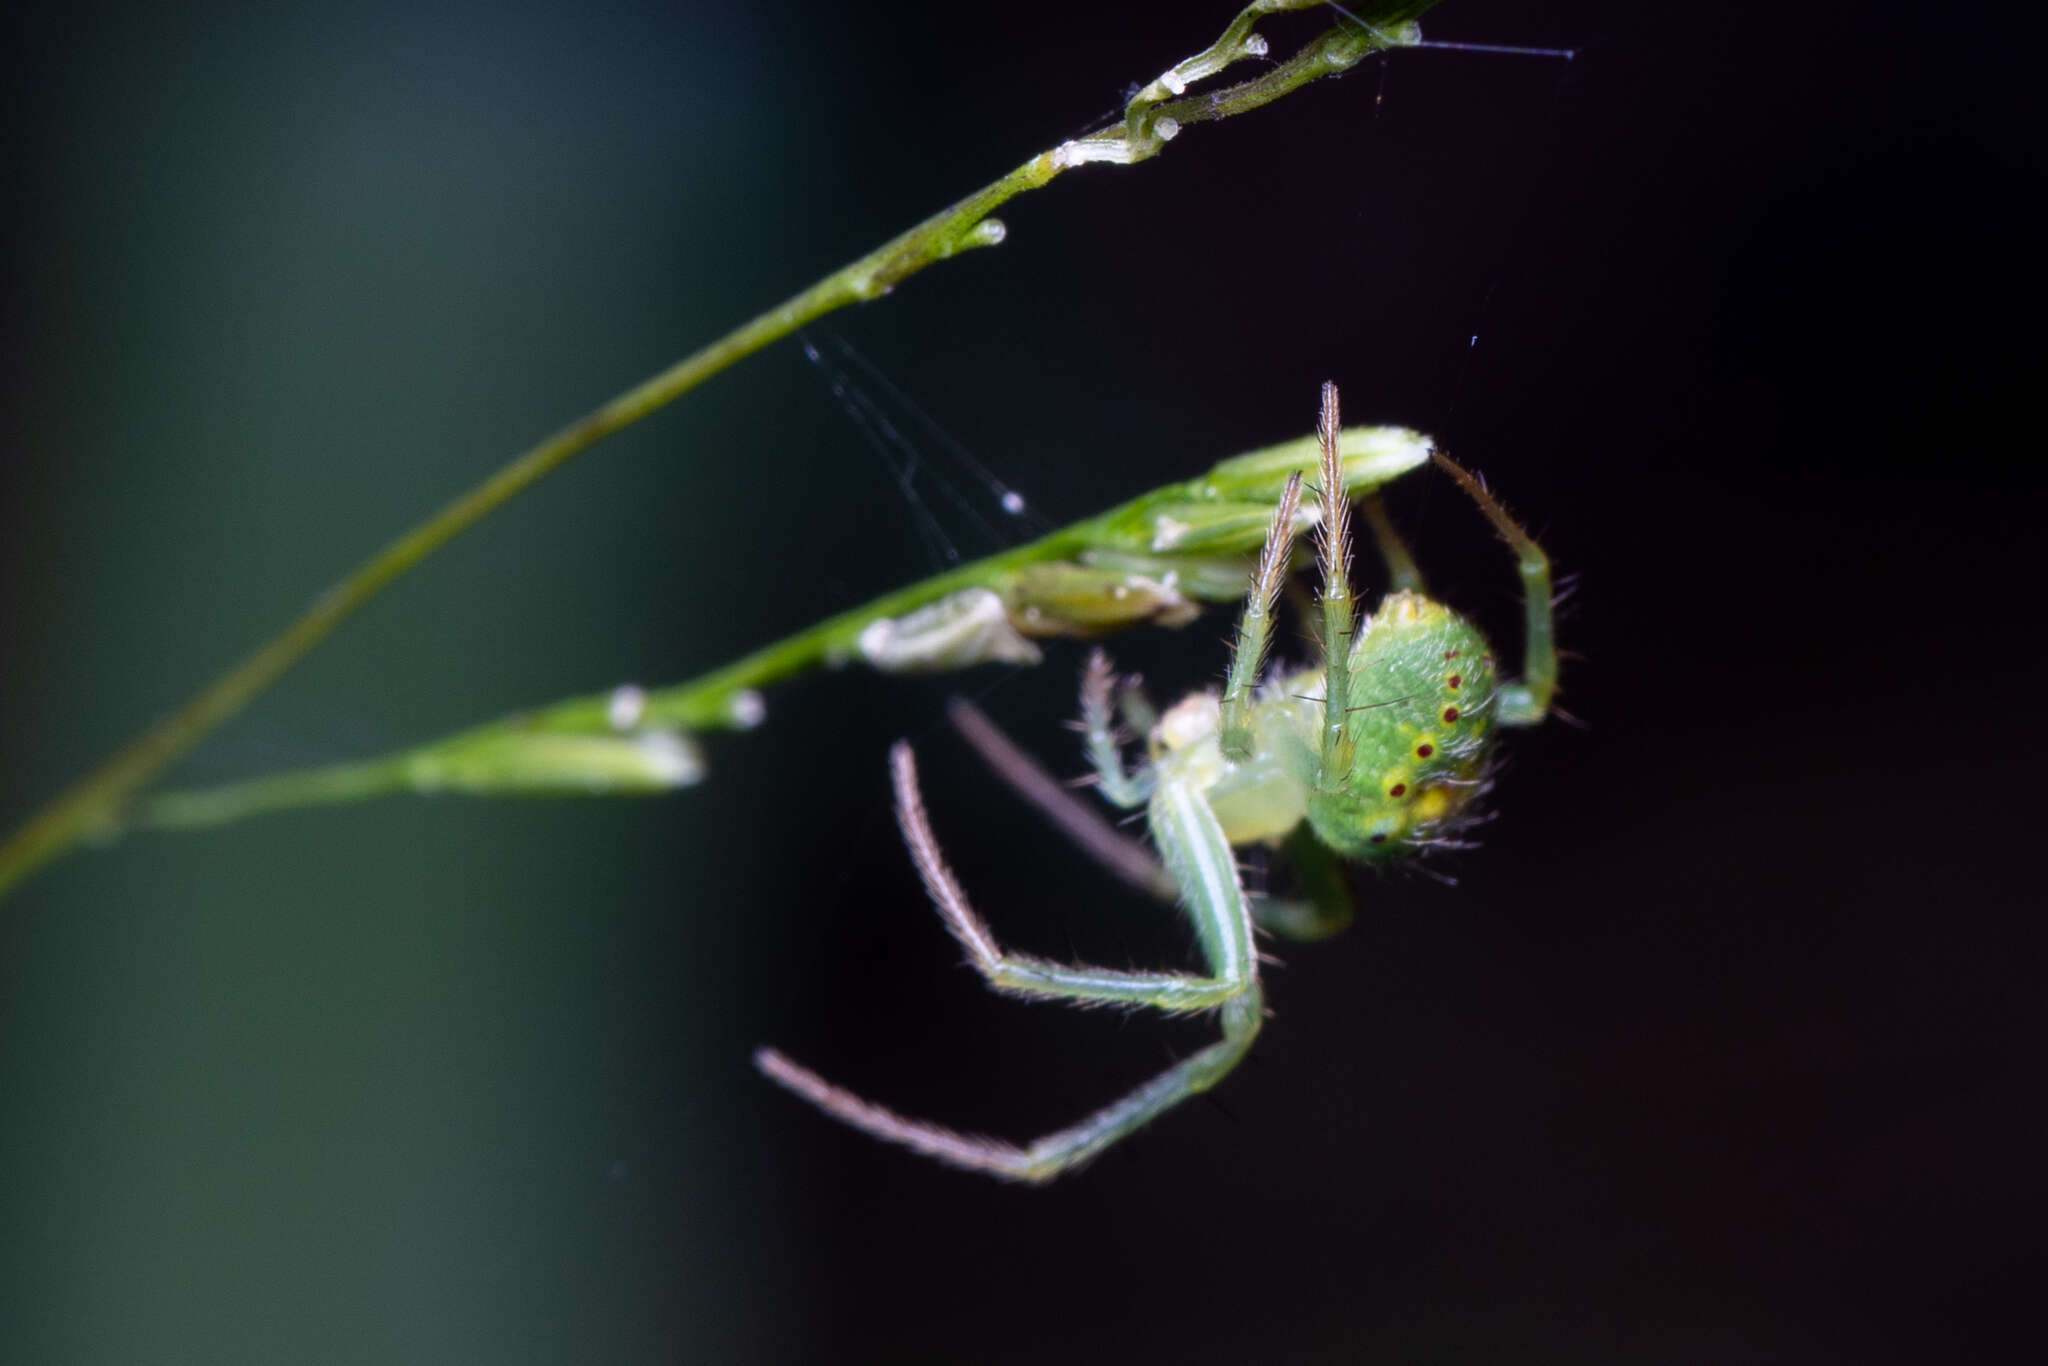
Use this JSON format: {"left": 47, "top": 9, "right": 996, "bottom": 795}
{"left": 1305, "top": 591, "right": 1497, "bottom": 861}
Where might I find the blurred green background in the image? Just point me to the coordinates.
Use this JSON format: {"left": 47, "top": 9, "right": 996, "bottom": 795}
{"left": 0, "top": 4, "right": 849, "bottom": 1357}
{"left": 4, "top": 1, "right": 2038, "bottom": 1362}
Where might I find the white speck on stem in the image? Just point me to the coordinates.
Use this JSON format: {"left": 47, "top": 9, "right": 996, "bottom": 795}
{"left": 607, "top": 684, "right": 647, "bottom": 731}
{"left": 1161, "top": 70, "right": 1187, "bottom": 95}
{"left": 1244, "top": 34, "right": 1269, "bottom": 58}
{"left": 1151, "top": 515, "right": 1190, "bottom": 552}
{"left": 729, "top": 690, "right": 767, "bottom": 730}
{"left": 633, "top": 731, "right": 705, "bottom": 786}
{"left": 1056, "top": 138, "right": 1143, "bottom": 168}
{"left": 1155, "top": 116, "right": 1181, "bottom": 141}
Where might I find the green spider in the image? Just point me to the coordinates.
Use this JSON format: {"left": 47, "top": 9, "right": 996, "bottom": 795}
{"left": 756, "top": 382, "right": 1557, "bottom": 1182}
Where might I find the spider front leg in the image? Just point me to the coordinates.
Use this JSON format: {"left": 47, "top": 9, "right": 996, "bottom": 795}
{"left": 1429, "top": 450, "right": 1556, "bottom": 726}
{"left": 753, "top": 743, "right": 1263, "bottom": 1183}
{"left": 1079, "top": 648, "right": 1154, "bottom": 808}
{"left": 948, "top": 694, "right": 1343, "bottom": 940}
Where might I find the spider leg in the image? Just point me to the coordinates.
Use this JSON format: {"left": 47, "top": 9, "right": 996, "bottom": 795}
{"left": 946, "top": 696, "right": 1176, "bottom": 902}
{"left": 1429, "top": 451, "right": 1556, "bottom": 726}
{"left": 1079, "top": 648, "right": 1154, "bottom": 808}
{"left": 890, "top": 742, "right": 1240, "bottom": 1009}
{"left": 946, "top": 697, "right": 1354, "bottom": 941}
{"left": 1219, "top": 471, "right": 1302, "bottom": 761}
{"left": 1358, "top": 489, "right": 1422, "bottom": 593}
{"left": 1315, "top": 384, "right": 1359, "bottom": 782}
{"left": 756, "top": 998, "right": 1259, "bottom": 1184}
{"left": 754, "top": 743, "right": 1263, "bottom": 1182}
{"left": 1250, "top": 823, "right": 1356, "bottom": 941}
{"left": 1115, "top": 669, "right": 1158, "bottom": 739}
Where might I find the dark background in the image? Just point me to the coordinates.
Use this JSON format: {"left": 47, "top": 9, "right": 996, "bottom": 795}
{"left": 2, "top": 1, "right": 2039, "bottom": 1361}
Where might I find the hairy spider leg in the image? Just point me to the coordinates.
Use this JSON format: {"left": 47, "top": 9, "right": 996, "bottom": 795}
{"left": 1427, "top": 451, "right": 1556, "bottom": 726}
{"left": 753, "top": 481, "right": 1329, "bottom": 1180}
{"left": 1219, "top": 471, "right": 1302, "bottom": 760}
{"left": 896, "top": 742, "right": 1249, "bottom": 1012}
{"left": 1115, "top": 668, "right": 1158, "bottom": 738}
{"left": 1079, "top": 647, "right": 1154, "bottom": 808}
{"left": 944, "top": 695, "right": 1175, "bottom": 903}
{"left": 949, "top": 692, "right": 1352, "bottom": 941}
{"left": 753, "top": 742, "right": 1262, "bottom": 1182}
{"left": 1316, "top": 382, "right": 1359, "bottom": 785}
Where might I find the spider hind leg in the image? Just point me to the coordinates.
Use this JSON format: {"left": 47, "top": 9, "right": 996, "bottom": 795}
{"left": 753, "top": 741, "right": 1263, "bottom": 1182}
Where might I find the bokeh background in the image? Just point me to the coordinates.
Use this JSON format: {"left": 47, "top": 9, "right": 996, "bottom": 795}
{"left": 2, "top": 1, "right": 2038, "bottom": 1361}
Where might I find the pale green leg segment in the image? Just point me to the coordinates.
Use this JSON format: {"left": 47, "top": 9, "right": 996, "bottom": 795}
{"left": 1428, "top": 451, "right": 1556, "bottom": 727}
{"left": 1080, "top": 649, "right": 1153, "bottom": 808}
{"left": 753, "top": 747, "right": 1261, "bottom": 1183}
{"left": 1117, "top": 681, "right": 1158, "bottom": 744}
{"left": 953, "top": 693, "right": 1352, "bottom": 941}
{"left": 1251, "top": 825, "right": 1357, "bottom": 941}
{"left": 1359, "top": 491, "right": 1423, "bottom": 593}
{"left": 1219, "top": 472, "right": 1302, "bottom": 761}
{"left": 1315, "top": 383, "right": 1359, "bottom": 782}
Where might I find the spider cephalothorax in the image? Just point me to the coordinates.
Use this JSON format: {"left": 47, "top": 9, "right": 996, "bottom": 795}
{"left": 757, "top": 382, "right": 1557, "bottom": 1181}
